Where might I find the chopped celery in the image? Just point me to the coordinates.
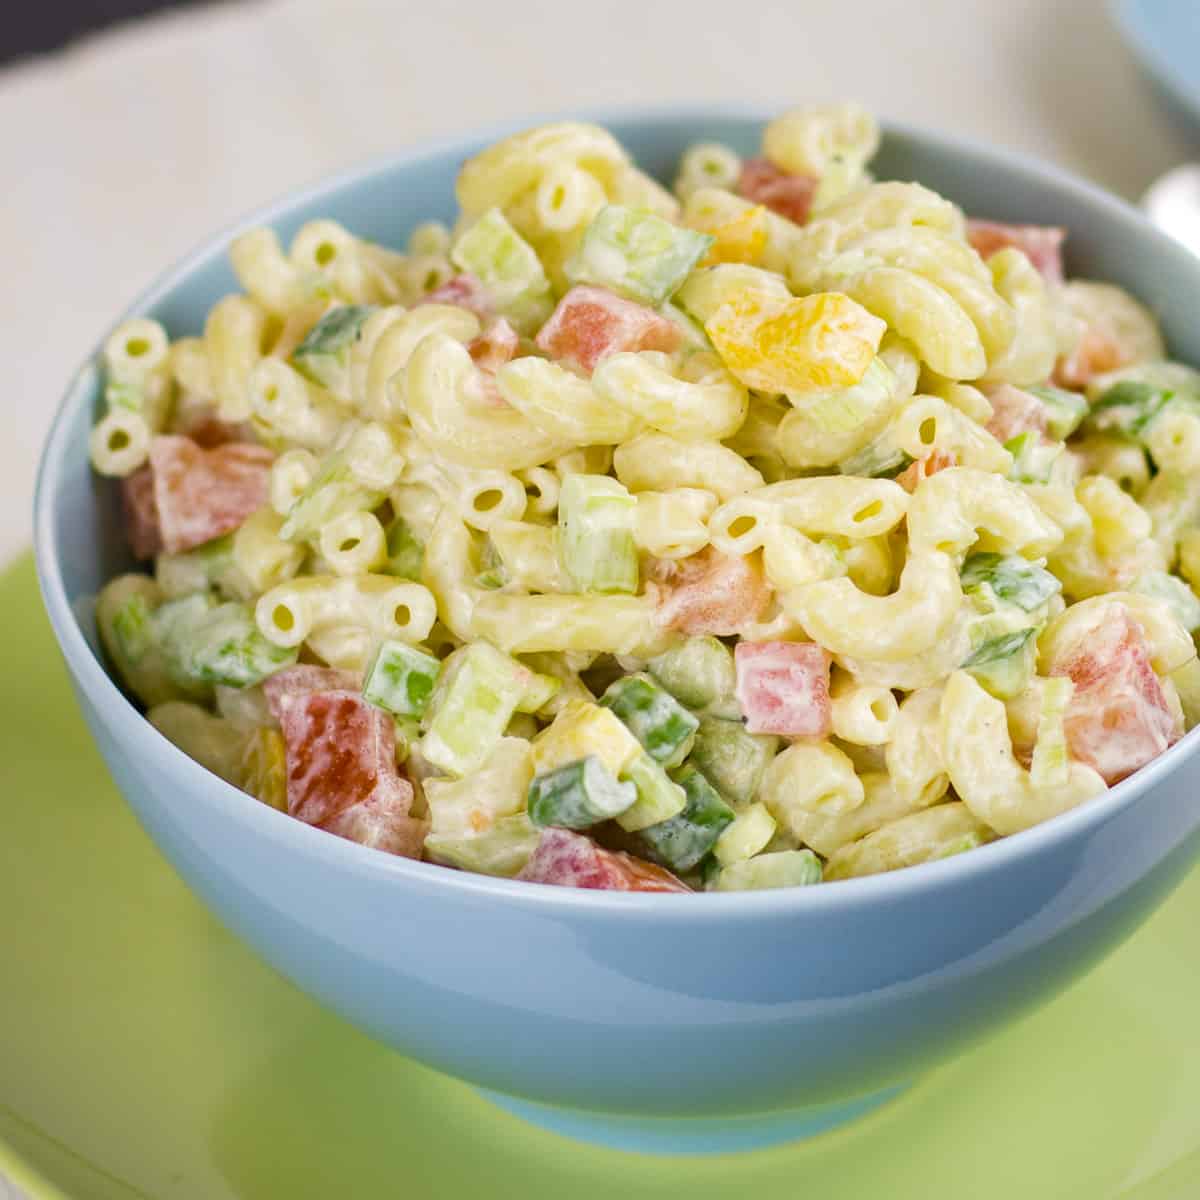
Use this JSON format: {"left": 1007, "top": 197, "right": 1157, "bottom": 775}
{"left": 647, "top": 636, "right": 738, "bottom": 716}
{"left": 291, "top": 305, "right": 376, "bottom": 397}
{"left": 838, "top": 434, "right": 912, "bottom": 479}
{"left": 961, "top": 627, "right": 1038, "bottom": 700}
{"left": 240, "top": 727, "right": 288, "bottom": 812}
{"left": 280, "top": 448, "right": 382, "bottom": 543}
{"left": 421, "top": 641, "right": 529, "bottom": 776}
{"left": 515, "top": 671, "right": 562, "bottom": 714}
{"left": 474, "top": 538, "right": 508, "bottom": 590}
{"left": 615, "top": 752, "right": 688, "bottom": 832}
{"left": 110, "top": 591, "right": 155, "bottom": 668}
{"left": 1005, "top": 431, "right": 1063, "bottom": 484}
{"left": 383, "top": 517, "right": 424, "bottom": 581}
{"left": 154, "top": 594, "right": 298, "bottom": 689}
{"left": 1130, "top": 570, "right": 1200, "bottom": 633}
{"left": 600, "top": 673, "right": 699, "bottom": 766}
{"left": 1030, "top": 676, "right": 1073, "bottom": 790}
{"left": 557, "top": 473, "right": 638, "bottom": 595}
{"left": 363, "top": 639, "right": 442, "bottom": 717}
{"left": 961, "top": 552, "right": 1061, "bottom": 613}
{"left": 526, "top": 755, "right": 638, "bottom": 829}
{"left": 714, "top": 849, "right": 822, "bottom": 891}
{"left": 450, "top": 208, "right": 554, "bottom": 334}
{"left": 713, "top": 801, "right": 776, "bottom": 866}
{"left": 790, "top": 357, "right": 894, "bottom": 435}
{"left": 1026, "top": 385, "right": 1088, "bottom": 440}
{"left": 1085, "top": 380, "right": 1171, "bottom": 441}
{"left": 155, "top": 534, "right": 238, "bottom": 600}
{"left": 424, "top": 813, "right": 542, "bottom": 877}
{"left": 564, "top": 205, "right": 713, "bottom": 306}
{"left": 689, "top": 716, "right": 777, "bottom": 806}
{"left": 530, "top": 698, "right": 642, "bottom": 777}
{"left": 634, "top": 763, "right": 734, "bottom": 871}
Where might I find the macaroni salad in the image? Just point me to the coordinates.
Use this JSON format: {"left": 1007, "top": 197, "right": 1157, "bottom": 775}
{"left": 89, "top": 104, "right": 1200, "bottom": 893}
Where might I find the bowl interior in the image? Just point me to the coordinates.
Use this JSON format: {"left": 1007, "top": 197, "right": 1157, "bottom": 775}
{"left": 36, "top": 106, "right": 1200, "bottom": 861}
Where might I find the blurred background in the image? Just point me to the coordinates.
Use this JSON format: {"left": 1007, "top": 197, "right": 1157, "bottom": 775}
{"left": 0, "top": 0, "right": 1194, "bottom": 563}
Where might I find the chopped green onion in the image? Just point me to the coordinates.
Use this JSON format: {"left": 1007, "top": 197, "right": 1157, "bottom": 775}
{"left": 1086, "top": 380, "right": 1172, "bottom": 441}
{"left": 838, "top": 434, "right": 912, "bottom": 479}
{"left": 713, "top": 801, "right": 776, "bottom": 866}
{"left": 363, "top": 639, "right": 442, "bottom": 717}
{"left": 634, "top": 763, "right": 734, "bottom": 871}
{"left": 1026, "top": 385, "right": 1088, "bottom": 440}
{"left": 557, "top": 473, "right": 638, "bottom": 595}
{"left": 961, "top": 627, "right": 1038, "bottom": 700}
{"left": 291, "top": 305, "right": 376, "bottom": 398}
{"left": 689, "top": 716, "right": 777, "bottom": 807}
{"left": 450, "top": 208, "right": 554, "bottom": 334}
{"left": 526, "top": 755, "right": 638, "bottom": 828}
{"left": 961, "top": 552, "right": 1062, "bottom": 613}
{"left": 564, "top": 205, "right": 713, "bottom": 306}
{"left": 714, "top": 848, "right": 822, "bottom": 891}
{"left": 600, "top": 672, "right": 699, "bottom": 766}
{"left": 614, "top": 752, "right": 688, "bottom": 832}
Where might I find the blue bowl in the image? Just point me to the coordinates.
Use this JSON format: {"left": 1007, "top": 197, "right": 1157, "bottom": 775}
{"left": 33, "top": 106, "right": 1200, "bottom": 1155}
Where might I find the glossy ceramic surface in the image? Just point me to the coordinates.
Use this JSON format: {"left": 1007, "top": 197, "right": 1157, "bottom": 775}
{"left": 31, "top": 108, "right": 1200, "bottom": 1151}
{"left": 1114, "top": 0, "right": 1200, "bottom": 133}
{"left": 6, "top": 549, "right": 1200, "bottom": 1195}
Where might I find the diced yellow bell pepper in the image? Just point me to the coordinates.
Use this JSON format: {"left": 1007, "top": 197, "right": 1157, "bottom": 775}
{"left": 693, "top": 204, "right": 769, "bottom": 267}
{"left": 531, "top": 699, "right": 642, "bottom": 777}
{"left": 241, "top": 727, "right": 288, "bottom": 812}
{"left": 705, "top": 290, "right": 885, "bottom": 393}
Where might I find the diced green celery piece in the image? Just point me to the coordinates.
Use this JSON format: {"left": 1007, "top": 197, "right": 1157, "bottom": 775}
{"left": 474, "top": 538, "right": 508, "bottom": 590}
{"left": 291, "top": 305, "right": 376, "bottom": 395}
{"left": 1131, "top": 570, "right": 1200, "bottom": 633}
{"left": 526, "top": 755, "right": 638, "bottom": 829}
{"left": 600, "top": 673, "right": 700, "bottom": 766}
{"left": 1086, "top": 361, "right": 1200, "bottom": 405}
{"left": 1027, "top": 385, "right": 1088, "bottom": 440}
{"left": 363, "top": 639, "right": 442, "bottom": 717}
{"left": 635, "top": 763, "right": 734, "bottom": 871}
{"left": 714, "top": 848, "right": 822, "bottom": 891}
{"left": 110, "top": 592, "right": 155, "bottom": 667}
{"left": 1005, "top": 431, "right": 1063, "bottom": 484}
{"left": 961, "top": 552, "right": 1062, "bottom": 613}
{"left": 558, "top": 473, "right": 638, "bottom": 595}
{"left": 425, "top": 813, "right": 542, "bottom": 877}
{"left": 961, "top": 627, "right": 1038, "bottom": 700}
{"left": 1086, "top": 380, "right": 1172, "bottom": 441}
{"left": 279, "top": 449, "right": 383, "bottom": 543}
{"left": 156, "top": 534, "right": 237, "bottom": 599}
{"left": 1030, "top": 676, "right": 1073, "bottom": 790}
{"left": 156, "top": 595, "right": 297, "bottom": 689}
{"left": 838, "top": 434, "right": 912, "bottom": 479}
{"left": 713, "top": 801, "right": 776, "bottom": 866}
{"left": 382, "top": 517, "right": 424, "bottom": 581}
{"left": 421, "top": 641, "right": 528, "bottom": 776}
{"left": 515, "top": 671, "right": 562, "bottom": 714}
{"left": 689, "top": 717, "right": 777, "bottom": 807}
{"left": 450, "top": 209, "right": 554, "bottom": 335}
{"left": 647, "top": 636, "right": 738, "bottom": 715}
{"left": 564, "top": 205, "right": 713, "bottom": 306}
{"left": 791, "top": 358, "right": 894, "bottom": 436}
{"left": 615, "top": 753, "right": 687, "bottom": 832}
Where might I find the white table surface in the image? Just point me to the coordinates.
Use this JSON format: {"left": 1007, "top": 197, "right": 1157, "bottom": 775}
{"left": 1, "top": 0, "right": 1196, "bottom": 1193}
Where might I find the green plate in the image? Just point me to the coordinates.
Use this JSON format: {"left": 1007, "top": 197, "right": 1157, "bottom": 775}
{"left": 4, "top": 549, "right": 1200, "bottom": 1200}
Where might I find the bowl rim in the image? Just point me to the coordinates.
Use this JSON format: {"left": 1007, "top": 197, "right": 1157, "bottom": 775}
{"left": 33, "top": 100, "right": 1200, "bottom": 917}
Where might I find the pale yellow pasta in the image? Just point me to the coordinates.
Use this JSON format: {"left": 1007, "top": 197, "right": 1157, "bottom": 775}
{"left": 922, "top": 377, "right": 993, "bottom": 425}
{"left": 517, "top": 466, "right": 560, "bottom": 517}
{"left": 939, "top": 671, "right": 1106, "bottom": 835}
{"left": 890, "top": 395, "right": 1012, "bottom": 473}
{"left": 783, "top": 550, "right": 961, "bottom": 662}
{"left": 248, "top": 358, "right": 345, "bottom": 450}
{"left": 679, "top": 186, "right": 799, "bottom": 273}
{"left": 751, "top": 476, "right": 910, "bottom": 540}
{"left": 168, "top": 336, "right": 213, "bottom": 399}
{"left": 884, "top": 687, "right": 950, "bottom": 808}
{"left": 1076, "top": 475, "right": 1151, "bottom": 559}
{"left": 1178, "top": 530, "right": 1200, "bottom": 594}
{"left": 406, "top": 334, "right": 574, "bottom": 471}
{"left": 906, "top": 467, "right": 1062, "bottom": 559}
{"left": 104, "top": 318, "right": 171, "bottom": 390}
{"left": 634, "top": 489, "right": 717, "bottom": 559}
{"left": 830, "top": 673, "right": 898, "bottom": 745}
{"left": 318, "top": 511, "right": 388, "bottom": 577}
{"left": 230, "top": 228, "right": 311, "bottom": 316}
{"left": 840, "top": 534, "right": 894, "bottom": 596}
{"left": 1039, "top": 593, "right": 1195, "bottom": 676}
{"left": 1145, "top": 408, "right": 1200, "bottom": 475}
{"left": 763, "top": 102, "right": 879, "bottom": 183}
{"left": 760, "top": 742, "right": 865, "bottom": 847}
{"left": 89, "top": 408, "right": 151, "bottom": 477}
{"left": 269, "top": 448, "right": 319, "bottom": 516}
{"left": 980, "top": 249, "right": 1058, "bottom": 385}
{"left": 552, "top": 445, "right": 615, "bottom": 479}
{"left": 489, "top": 520, "right": 569, "bottom": 592}
{"left": 533, "top": 163, "right": 608, "bottom": 234}
{"left": 425, "top": 737, "right": 534, "bottom": 837}
{"left": 407, "top": 220, "right": 452, "bottom": 258}
{"left": 675, "top": 262, "right": 792, "bottom": 325}
{"left": 231, "top": 507, "right": 306, "bottom": 594}
{"left": 592, "top": 350, "right": 748, "bottom": 442}
{"left": 1169, "top": 655, "right": 1200, "bottom": 729}
{"left": 674, "top": 141, "right": 742, "bottom": 199}
{"left": 613, "top": 431, "right": 764, "bottom": 500}
{"left": 204, "top": 294, "right": 269, "bottom": 422}
{"left": 445, "top": 466, "right": 528, "bottom": 532}
{"left": 1069, "top": 435, "right": 1150, "bottom": 497}
{"left": 760, "top": 524, "right": 844, "bottom": 591}
{"left": 497, "top": 355, "right": 643, "bottom": 445}
{"left": 824, "top": 803, "right": 993, "bottom": 881}
{"left": 389, "top": 482, "right": 445, "bottom": 542}
{"left": 1061, "top": 280, "right": 1165, "bottom": 367}
{"left": 290, "top": 220, "right": 383, "bottom": 305}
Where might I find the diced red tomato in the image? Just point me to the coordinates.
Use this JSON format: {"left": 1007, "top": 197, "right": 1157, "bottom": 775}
{"left": 984, "top": 384, "right": 1050, "bottom": 444}
{"left": 737, "top": 158, "right": 817, "bottom": 225}
{"left": 895, "top": 449, "right": 957, "bottom": 494}
{"left": 148, "top": 435, "right": 273, "bottom": 555}
{"left": 321, "top": 792, "right": 427, "bottom": 858}
{"left": 121, "top": 465, "right": 162, "bottom": 560}
{"left": 966, "top": 219, "right": 1066, "bottom": 284}
{"left": 518, "top": 827, "right": 690, "bottom": 892}
{"left": 734, "top": 640, "right": 832, "bottom": 737}
{"left": 468, "top": 317, "right": 521, "bottom": 373}
{"left": 263, "top": 665, "right": 360, "bottom": 721}
{"left": 534, "top": 285, "right": 682, "bottom": 374}
{"left": 276, "top": 689, "right": 416, "bottom": 838}
{"left": 420, "top": 273, "right": 492, "bottom": 318}
{"left": 1047, "top": 604, "right": 1181, "bottom": 784}
{"left": 1055, "top": 327, "right": 1127, "bottom": 389}
{"left": 651, "top": 546, "right": 772, "bottom": 636}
